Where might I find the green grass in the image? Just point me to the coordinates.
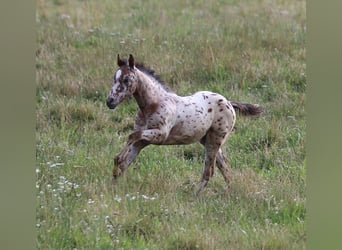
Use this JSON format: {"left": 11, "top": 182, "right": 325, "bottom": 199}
{"left": 36, "top": 0, "right": 306, "bottom": 249}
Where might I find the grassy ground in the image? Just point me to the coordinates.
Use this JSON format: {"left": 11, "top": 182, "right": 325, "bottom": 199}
{"left": 36, "top": 0, "right": 306, "bottom": 249}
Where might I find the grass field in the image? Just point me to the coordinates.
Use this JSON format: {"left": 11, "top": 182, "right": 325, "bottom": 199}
{"left": 36, "top": 0, "right": 306, "bottom": 249}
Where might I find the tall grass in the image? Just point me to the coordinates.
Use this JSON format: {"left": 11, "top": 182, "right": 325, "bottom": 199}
{"left": 36, "top": 0, "right": 306, "bottom": 249}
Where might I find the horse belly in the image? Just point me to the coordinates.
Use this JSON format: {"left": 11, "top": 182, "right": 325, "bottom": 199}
{"left": 164, "top": 114, "right": 212, "bottom": 145}
{"left": 164, "top": 124, "right": 207, "bottom": 145}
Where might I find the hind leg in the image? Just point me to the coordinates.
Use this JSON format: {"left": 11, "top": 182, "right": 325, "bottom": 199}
{"left": 195, "top": 145, "right": 218, "bottom": 195}
{"left": 216, "top": 148, "right": 232, "bottom": 189}
{"left": 200, "top": 137, "right": 232, "bottom": 186}
{"left": 195, "top": 133, "right": 225, "bottom": 195}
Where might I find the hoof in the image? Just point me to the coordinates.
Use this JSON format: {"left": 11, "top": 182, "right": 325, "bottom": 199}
{"left": 195, "top": 180, "right": 208, "bottom": 196}
{"left": 113, "top": 167, "right": 122, "bottom": 179}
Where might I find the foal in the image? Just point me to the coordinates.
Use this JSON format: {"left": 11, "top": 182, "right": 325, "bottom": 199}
{"left": 106, "top": 54, "right": 262, "bottom": 195}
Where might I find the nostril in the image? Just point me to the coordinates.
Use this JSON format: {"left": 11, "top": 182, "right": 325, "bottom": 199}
{"left": 106, "top": 97, "right": 113, "bottom": 106}
{"left": 106, "top": 97, "right": 116, "bottom": 109}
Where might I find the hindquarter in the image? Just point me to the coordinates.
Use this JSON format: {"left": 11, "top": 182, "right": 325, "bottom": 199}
{"left": 202, "top": 92, "right": 236, "bottom": 148}
{"left": 162, "top": 95, "right": 215, "bottom": 144}
{"left": 211, "top": 97, "right": 236, "bottom": 135}
{"left": 164, "top": 92, "right": 236, "bottom": 145}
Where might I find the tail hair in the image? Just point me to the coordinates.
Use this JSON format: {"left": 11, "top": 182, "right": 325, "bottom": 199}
{"left": 231, "top": 101, "right": 263, "bottom": 116}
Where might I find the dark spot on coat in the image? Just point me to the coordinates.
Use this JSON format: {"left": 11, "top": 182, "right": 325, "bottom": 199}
{"left": 128, "top": 130, "right": 142, "bottom": 141}
{"left": 208, "top": 108, "right": 212, "bottom": 113}
{"left": 143, "top": 102, "right": 159, "bottom": 116}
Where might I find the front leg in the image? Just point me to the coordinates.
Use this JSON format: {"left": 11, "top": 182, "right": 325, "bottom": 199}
{"left": 113, "top": 139, "right": 148, "bottom": 179}
{"left": 113, "top": 102, "right": 172, "bottom": 178}
{"left": 129, "top": 128, "right": 170, "bottom": 145}
{"left": 113, "top": 126, "right": 171, "bottom": 180}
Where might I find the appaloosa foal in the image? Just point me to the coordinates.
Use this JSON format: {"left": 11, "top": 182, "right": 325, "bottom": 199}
{"left": 106, "top": 54, "right": 262, "bottom": 195}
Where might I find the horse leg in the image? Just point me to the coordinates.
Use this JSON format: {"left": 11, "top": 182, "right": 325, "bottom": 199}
{"left": 215, "top": 148, "right": 232, "bottom": 189}
{"left": 113, "top": 125, "right": 170, "bottom": 179}
{"left": 200, "top": 138, "right": 231, "bottom": 185}
{"left": 195, "top": 145, "right": 218, "bottom": 195}
{"left": 195, "top": 134, "right": 223, "bottom": 195}
{"left": 113, "top": 140, "right": 148, "bottom": 179}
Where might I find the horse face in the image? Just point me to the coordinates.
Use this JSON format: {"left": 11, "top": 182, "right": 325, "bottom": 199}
{"left": 106, "top": 65, "right": 137, "bottom": 109}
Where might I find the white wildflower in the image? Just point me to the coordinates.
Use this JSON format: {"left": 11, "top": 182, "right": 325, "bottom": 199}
{"left": 141, "top": 194, "right": 149, "bottom": 200}
{"left": 114, "top": 195, "right": 121, "bottom": 203}
{"left": 50, "top": 162, "right": 64, "bottom": 168}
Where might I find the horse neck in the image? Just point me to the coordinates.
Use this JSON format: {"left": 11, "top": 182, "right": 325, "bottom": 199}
{"left": 133, "top": 70, "right": 168, "bottom": 111}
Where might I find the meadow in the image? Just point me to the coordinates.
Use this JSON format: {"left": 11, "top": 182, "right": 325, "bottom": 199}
{"left": 36, "top": 0, "right": 306, "bottom": 249}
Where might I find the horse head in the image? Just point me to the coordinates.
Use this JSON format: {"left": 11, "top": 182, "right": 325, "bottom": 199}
{"left": 106, "top": 54, "right": 137, "bottom": 109}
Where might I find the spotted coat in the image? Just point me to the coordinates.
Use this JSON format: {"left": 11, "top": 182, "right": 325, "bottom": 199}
{"left": 106, "top": 54, "right": 262, "bottom": 195}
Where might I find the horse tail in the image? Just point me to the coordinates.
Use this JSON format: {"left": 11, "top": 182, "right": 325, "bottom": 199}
{"left": 231, "top": 101, "right": 263, "bottom": 116}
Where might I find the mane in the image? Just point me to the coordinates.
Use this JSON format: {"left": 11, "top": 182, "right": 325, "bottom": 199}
{"left": 134, "top": 62, "right": 173, "bottom": 93}
{"left": 116, "top": 58, "right": 172, "bottom": 93}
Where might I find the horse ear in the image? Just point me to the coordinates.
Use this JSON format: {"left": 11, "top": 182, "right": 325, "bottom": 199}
{"left": 128, "top": 54, "right": 135, "bottom": 68}
{"left": 117, "top": 54, "right": 125, "bottom": 67}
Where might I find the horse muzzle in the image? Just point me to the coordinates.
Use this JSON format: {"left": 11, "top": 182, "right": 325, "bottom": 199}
{"left": 106, "top": 97, "right": 117, "bottom": 109}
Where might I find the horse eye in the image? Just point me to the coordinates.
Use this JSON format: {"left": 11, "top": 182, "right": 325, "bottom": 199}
{"left": 123, "top": 77, "right": 129, "bottom": 84}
